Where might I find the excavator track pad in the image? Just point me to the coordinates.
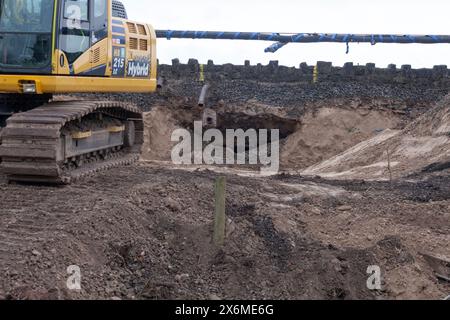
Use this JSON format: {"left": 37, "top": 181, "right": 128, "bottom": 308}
{"left": 0, "top": 100, "right": 143, "bottom": 184}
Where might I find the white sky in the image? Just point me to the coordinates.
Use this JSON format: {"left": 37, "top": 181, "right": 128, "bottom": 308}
{"left": 121, "top": 0, "right": 450, "bottom": 68}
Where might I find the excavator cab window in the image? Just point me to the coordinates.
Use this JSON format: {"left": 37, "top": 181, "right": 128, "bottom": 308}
{"left": 63, "top": 0, "right": 88, "bottom": 21}
{"left": 0, "top": 0, "right": 54, "bottom": 32}
{"left": 59, "top": 0, "right": 108, "bottom": 68}
{"left": 0, "top": 0, "right": 54, "bottom": 71}
{"left": 59, "top": 0, "right": 91, "bottom": 65}
{"left": 92, "top": 0, "right": 107, "bottom": 44}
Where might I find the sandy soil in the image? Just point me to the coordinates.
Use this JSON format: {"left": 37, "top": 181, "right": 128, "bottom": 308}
{"left": 281, "top": 107, "right": 401, "bottom": 169}
{"left": 303, "top": 96, "right": 450, "bottom": 180}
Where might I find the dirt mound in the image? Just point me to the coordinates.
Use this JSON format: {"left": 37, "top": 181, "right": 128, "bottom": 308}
{"left": 142, "top": 106, "right": 183, "bottom": 161}
{"left": 303, "top": 95, "right": 450, "bottom": 180}
{"left": 281, "top": 107, "right": 401, "bottom": 169}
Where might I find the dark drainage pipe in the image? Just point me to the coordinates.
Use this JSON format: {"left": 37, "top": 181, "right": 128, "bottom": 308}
{"left": 157, "top": 77, "right": 164, "bottom": 89}
{"left": 198, "top": 84, "right": 210, "bottom": 107}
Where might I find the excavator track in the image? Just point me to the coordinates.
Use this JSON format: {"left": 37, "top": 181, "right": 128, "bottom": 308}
{"left": 0, "top": 100, "right": 143, "bottom": 184}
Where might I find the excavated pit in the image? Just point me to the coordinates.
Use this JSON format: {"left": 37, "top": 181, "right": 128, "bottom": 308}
{"left": 141, "top": 105, "right": 301, "bottom": 163}
{"left": 141, "top": 100, "right": 404, "bottom": 172}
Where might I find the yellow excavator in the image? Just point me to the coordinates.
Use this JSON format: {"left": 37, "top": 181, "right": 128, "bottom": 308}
{"left": 0, "top": 0, "right": 157, "bottom": 183}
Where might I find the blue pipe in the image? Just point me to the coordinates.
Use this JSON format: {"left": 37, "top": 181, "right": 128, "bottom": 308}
{"left": 156, "top": 30, "right": 450, "bottom": 44}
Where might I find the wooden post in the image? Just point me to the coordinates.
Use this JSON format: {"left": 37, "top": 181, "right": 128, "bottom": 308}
{"left": 387, "top": 147, "right": 392, "bottom": 183}
{"left": 214, "top": 176, "right": 226, "bottom": 246}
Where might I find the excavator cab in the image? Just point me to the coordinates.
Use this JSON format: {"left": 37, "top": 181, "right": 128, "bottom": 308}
{"left": 0, "top": 0, "right": 111, "bottom": 75}
{"left": 0, "top": 0, "right": 157, "bottom": 93}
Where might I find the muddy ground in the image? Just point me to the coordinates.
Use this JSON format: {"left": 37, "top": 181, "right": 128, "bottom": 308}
{"left": 0, "top": 95, "right": 449, "bottom": 300}
{"left": 0, "top": 164, "right": 448, "bottom": 300}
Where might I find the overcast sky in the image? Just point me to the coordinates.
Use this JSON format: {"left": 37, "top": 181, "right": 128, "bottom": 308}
{"left": 121, "top": 0, "right": 450, "bottom": 68}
